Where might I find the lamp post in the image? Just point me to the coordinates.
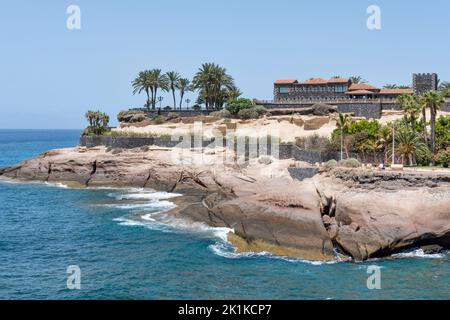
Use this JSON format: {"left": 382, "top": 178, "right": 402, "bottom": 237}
{"left": 185, "top": 99, "right": 191, "bottom": 110}
{"left": 392, "top": 122, "right": 395, "bottom": 165}
{"left": 340, "top": 127, "right": 344, "bottom": 161}
{"left": 157, "top": 96, "right": 163, "bottom": 109}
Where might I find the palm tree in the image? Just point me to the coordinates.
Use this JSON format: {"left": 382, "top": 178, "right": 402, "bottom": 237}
{"left": 350, "top": 76, "right": 367, "bottom": 84}
{"left": 416, "top": 95, "right": 429, "bottom": 144}
{"left": 177, "top": 78, "right": 192, "bottom": 109}
{"left": 439, "top": 82, "right": 450, "bottom": 97}
{"left": 438, "top": 81, "right": 450, "bottom": 91}
{"left": 422, "top": 91, "right": 445, "bottom": 156}
{"left": 226, "top": 85, "right": 242, "bottom": 101}
{"left": 132, "top": 70, "right": 153, "bottom": 110}
{"left": 336, "top": 113, "right": 352, "bottom": 160}
{"left": 166, "top": 71, "right": 181, "bottom": 109}
{"left": 384, "top": 84, "right": 411, "bottom": 89}
{"left": 397, "top": 94, "right": 421, "bottom": 131}
{"left": 192, "top": 63, "right": 235, "bottom": 110}
{"left": 394, "top": 128, "right": 428, "bottom": 166}
{"left": 377, "top": 125, "right": 392, "bottom": 164}
{"left": 150, "top": 69, "right": 169, "bottom": 109}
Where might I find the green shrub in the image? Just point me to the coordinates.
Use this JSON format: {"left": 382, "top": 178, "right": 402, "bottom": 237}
{"left": 252, "top": 105, "right": 267, "bottom": 116}
{"left": 237, "top": 108, "right": 259, "bottom": 120}
{"left": 117, "top": 109, "right": 144, "bottom": 122}
{"left": 325, "top": 159, "right": 338, "bottom": 168}
{"left": 210, "top": 109, "right": 232, "bottom": 119}
{"left": 338, "top": 158, "right": 361, "bottom": 168}
{"left": 436, "top": 116, "right": 450, "bottom": 150}
{"left": 295, "top": 134, "right": 330, "bottom": 151}
{"left": 434, "top": 148, "right": 450, "bottom": 168}
{"left": 153, "top": 115, "right": 165, "bottom": 124}
{"left": 416, "top": 148, "right": 433, "bottom": 166}
{"left": 226, "top": 98, "right": 253, "bottom": 115}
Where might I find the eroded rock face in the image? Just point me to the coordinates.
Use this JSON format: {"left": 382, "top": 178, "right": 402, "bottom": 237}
{"left": 1, "top": 147, "right": 450, "bottom": 261}
{"left": 0, "top": 147, "right": 336, "bottom": 260}
{"left": 317, "top": 169, "right": 450, "bottom": 261}
{"left": 333, "top": 188, "right": 450, "bottom": 261}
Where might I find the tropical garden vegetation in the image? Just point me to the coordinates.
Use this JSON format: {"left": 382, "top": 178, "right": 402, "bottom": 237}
{"left": 326, "top": 87, "right": 450, "bottom": 167}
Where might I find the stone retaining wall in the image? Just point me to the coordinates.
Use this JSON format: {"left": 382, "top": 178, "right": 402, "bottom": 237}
{"left": 337, "top": 103, "right": 382, "bottom": 119}
{"left": 80, "top": 136, "right": 383, "bottom": 164}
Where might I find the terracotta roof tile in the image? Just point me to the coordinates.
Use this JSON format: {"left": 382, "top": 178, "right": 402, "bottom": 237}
{"left": 299, "top": 78, "right": 329, "bottom": 85}
{"left": 348, "top": 84, "right": 379, "bottom": 91}
{"left": 379, "top": 88, "right": 413, "bottom": 95}
{"left": 274, "top": 80, "right": 298, "bottom": 84}
{"left": 345, "top": 89, "right": 376, "bottom": 95}
{"left": 328, "top": 77, "right": 350, "bottom": 84}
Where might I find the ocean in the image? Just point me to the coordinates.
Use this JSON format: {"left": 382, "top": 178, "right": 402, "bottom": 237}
{"left": 0, "top": 129, "right": 448, "bottom": 299}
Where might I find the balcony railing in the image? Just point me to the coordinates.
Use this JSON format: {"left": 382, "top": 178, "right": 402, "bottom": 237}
{"left": 255, "top": 97, "right": 401, "bottom": 104}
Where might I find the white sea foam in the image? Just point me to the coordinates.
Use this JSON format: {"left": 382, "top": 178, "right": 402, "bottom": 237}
{"left": 103, "top": 200, "right": 177, "bottom": 211}
{"left": 110, "top": 191, "right": 182, "bottom": 201}
{"left": 391, "top": 249, "right": 445, "bottom": 259}
{"left": 44, "top": 182, "right": 69, "bottom": 189}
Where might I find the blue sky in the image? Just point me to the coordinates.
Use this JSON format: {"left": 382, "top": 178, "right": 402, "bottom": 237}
{"left": 0, "top": 0, "right": 449, "bottom": 129}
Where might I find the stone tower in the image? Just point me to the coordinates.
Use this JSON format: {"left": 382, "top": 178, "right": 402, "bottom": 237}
{"left": 413, "top": 73, "right": 438, "bottom": 95}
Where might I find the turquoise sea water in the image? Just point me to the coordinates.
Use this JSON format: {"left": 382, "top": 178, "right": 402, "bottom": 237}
{"left": 0, "top": 129, "right": 448, "bottom": 300}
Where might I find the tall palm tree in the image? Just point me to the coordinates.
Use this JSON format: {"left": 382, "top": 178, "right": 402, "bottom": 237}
{"left": 416, "top": 95, "right": 429, "bottom": 144}
{"left": 132, "top": 70, "right": 153, "bottom": 110}
{"left": 150, "top": 69, "right": 169, "bottom": 109}
{"left": 438, "top": 81, "right": 450, "bottom": 91}
{"left": 336, "top": 113, "right": 352, "bottom": 160}
{"left": 422, "top": 91, "right": 445, "bottom": 156}
{"left": 439, "top": 82, "right": 450, "bottom": 97}
{"left": 350, "top": 76, "right": 367, "bottom": 84}
{"left": 166, "top": 71, "right": 181, "bottom": 109}
{"left": 192, "top": 63, "right": 235, "bottom": 110}
{"left": 397, "top": 94, "right": 421, "bottom": 131}
{"left": 394, "top": 128, "right": 428, "bottom": 166}
{"left": 177, "top": 78, "right": 192, "bottom": 109}
{"left": 226, "top": 85, "right": 242, "bottom": 101}
{"left": 377, "top": 125, "right": 392, "bottom": 164}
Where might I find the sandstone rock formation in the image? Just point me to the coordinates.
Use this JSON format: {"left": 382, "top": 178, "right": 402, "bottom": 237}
{"left": 1, "top": 147, "right": 449, "bottom": 262}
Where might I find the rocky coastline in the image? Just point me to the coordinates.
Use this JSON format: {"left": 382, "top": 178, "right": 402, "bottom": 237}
{"left": 1, "top": 145, "right": 449, "bottom": 262}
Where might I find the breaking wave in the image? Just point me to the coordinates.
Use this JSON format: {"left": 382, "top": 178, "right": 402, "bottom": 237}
{"left": 98, "top": 187, "right": 448, "bottom": 264}
{"left": 391, "top": 249, "right": 446, "bottom": 259}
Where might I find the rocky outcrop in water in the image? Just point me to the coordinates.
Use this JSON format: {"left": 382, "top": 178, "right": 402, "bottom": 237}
{"left": 1, "top": 146, "right": 449, "bottom": 261}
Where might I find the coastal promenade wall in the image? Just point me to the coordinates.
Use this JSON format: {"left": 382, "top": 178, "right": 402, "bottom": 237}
{"left": 80, "top": 136, "right": 383, "bottom": 164}
{"left": 257, "top": 101, "right": 387, "bottom": 119}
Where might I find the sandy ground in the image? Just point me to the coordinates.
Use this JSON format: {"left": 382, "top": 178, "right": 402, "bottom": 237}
{"left": 113, "top": 115, "right": 338, "bottom": 142}
{"left": 113, "top": 111, "right": 450, "bottom": 143}
{"left": 379, "top": 109, "right": 450, "bottom": 125}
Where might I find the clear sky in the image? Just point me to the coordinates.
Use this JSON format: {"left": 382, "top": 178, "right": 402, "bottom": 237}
{"left": 0, "top": 0, "right": 449, "bottom": 129}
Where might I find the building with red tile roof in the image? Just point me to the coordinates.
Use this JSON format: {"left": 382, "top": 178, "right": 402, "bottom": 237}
{"left": 273, "top": 76, "right": 416, "bottom": 102}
